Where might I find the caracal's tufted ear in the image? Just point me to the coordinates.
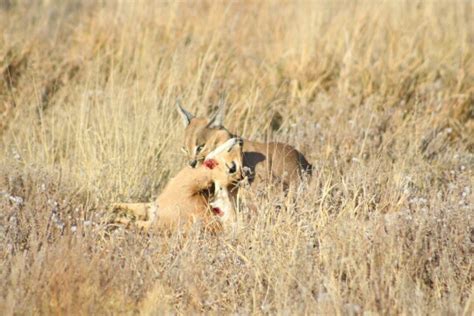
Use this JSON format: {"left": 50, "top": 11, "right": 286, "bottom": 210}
{"left": 176, "top": 100, "right": 195, "bottom": 127}
{"left": 207, "top": 99, "right": 226, "bottom": 129}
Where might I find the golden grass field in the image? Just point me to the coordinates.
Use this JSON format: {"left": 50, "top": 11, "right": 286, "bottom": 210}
{"left": 1, "top": 0, "right": 473, "bottom": 314}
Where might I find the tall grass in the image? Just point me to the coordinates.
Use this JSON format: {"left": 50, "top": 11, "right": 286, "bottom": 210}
{"left": 1, "top": 1, "right": 472, "bottom": 314}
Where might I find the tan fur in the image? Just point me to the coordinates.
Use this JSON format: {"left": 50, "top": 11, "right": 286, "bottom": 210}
{"left": 178, "top": 105, "right": 312, "bottom": 186}
{"left": 112, "top": 138, "right": 243, "bottom": 232}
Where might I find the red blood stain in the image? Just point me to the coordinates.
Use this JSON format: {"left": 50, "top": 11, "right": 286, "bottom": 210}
{"left": 212, "top": 207, "right": 224, "bottom": 217}
{"left": 203, "top": 159, "right": 218, "bottom": 169}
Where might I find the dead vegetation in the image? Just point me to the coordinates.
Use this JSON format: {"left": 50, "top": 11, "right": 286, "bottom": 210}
{"left": 0, "top": 0, "right": 472, "bottom": 314}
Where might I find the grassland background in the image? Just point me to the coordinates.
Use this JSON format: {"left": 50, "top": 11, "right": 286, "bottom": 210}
{"left": 0, "top": 0, "right": 472, "bottom": 314}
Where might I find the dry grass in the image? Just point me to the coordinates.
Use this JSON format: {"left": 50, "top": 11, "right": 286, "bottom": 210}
{"left": 0, "top": 0, "right": 473, "bottom": 314}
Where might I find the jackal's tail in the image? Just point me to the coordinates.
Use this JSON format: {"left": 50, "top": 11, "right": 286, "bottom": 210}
{"left": 297, "top": 152, "right": 313, "bottom": 178}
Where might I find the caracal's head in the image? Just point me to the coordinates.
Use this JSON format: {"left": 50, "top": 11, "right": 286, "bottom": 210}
{"left": 176, "top": 101, "right": 233, "bottom": 168}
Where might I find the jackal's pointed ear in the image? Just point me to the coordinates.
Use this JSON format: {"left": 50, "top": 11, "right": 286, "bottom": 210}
{"left": 207, "top": 99, "right": 226, "bottom": 129}
{"left": 205, "top": 138, "right": 239, "bottom": 160}
{"left": 176, "top": 101, "right": 194, "bottom": 127}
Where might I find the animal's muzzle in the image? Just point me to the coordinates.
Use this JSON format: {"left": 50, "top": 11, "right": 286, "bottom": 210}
{"left": 189, "top": 160, "right": 198, "bottom": 168}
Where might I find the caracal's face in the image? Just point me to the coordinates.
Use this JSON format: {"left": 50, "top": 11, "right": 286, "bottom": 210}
{"left": 176, "top": 101, "right": 239, "bottom": 175}
{"left": 182, "top": 118, "right": 234, "bottom": 168}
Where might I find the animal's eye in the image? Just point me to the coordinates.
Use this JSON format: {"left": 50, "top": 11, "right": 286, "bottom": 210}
{"left": 226, "top": 161, "right": 237, "bottom": 174}
{"left": 195, "top": 144, "right": 204, "bottom": 154}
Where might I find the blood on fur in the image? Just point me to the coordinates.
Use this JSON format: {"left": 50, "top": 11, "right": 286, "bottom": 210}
{"left": 203, "top": 159, "right": 218, "bottom": 169}
{"left": 212, "top": 207, "right": 224, "bottom": 217}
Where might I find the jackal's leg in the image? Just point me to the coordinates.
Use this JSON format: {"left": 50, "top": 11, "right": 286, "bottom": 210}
{"left": 133, "top": 219, "right": 153, "bottom": 231}
{"left": 110, "top": 203, "right": 158, "bottom": 231}
{"left": 112, "top": 217, "right": 153, "bottom": 231}
{"left": 111, "top": 203, "right": 151, "bottom": 220}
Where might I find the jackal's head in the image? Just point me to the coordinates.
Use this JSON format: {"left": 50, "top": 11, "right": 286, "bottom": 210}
{"left": 203, "top": 137, "right": 244, "bottom": 224}
{"left": 177, "top": 101, "right": 234, "bottom": 169}
{"left": 203, "top": 136, "right": 244, "bottom": 186}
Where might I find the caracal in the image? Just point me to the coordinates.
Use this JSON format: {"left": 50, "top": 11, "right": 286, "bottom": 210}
{"left": 177, "top": 101, "right": 312, "bottom": 186}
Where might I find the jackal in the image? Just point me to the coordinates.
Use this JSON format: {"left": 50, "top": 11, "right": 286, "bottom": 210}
{"left": 111, "top": 137, "right": 244, "bottom": 232}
